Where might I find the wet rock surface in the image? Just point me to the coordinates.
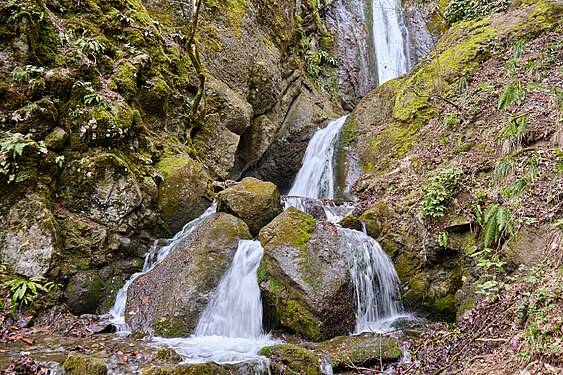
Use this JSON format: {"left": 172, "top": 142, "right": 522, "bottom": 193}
{"left": 125, "top": 213, "right": 252, "bottom": 337}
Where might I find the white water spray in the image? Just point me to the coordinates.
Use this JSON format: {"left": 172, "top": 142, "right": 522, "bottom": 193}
{"left": 338, "top": 228, "right": 407, "bottom": 333}
{"left": 195, "top": 240, "right": 265, "bottom": 338}
{"left": 288, "top": 116, "right": 348, "bottom": 200}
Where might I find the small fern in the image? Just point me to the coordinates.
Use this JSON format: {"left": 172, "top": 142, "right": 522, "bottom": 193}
{"left": 482, "top": 203, "right": 515, "bottom": 248}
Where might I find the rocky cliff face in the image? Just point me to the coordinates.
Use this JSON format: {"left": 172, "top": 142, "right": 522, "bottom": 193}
{"left": 0, "top": 0, "right": 342, "bottom": 313}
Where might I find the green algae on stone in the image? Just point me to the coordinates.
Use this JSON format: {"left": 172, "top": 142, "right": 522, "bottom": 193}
{"left": 217, "top": 177, "right": 282, "bottom": 236}
{"left": 260, "top": 344, "right": 322, "bottom": 375}
{"left": 63, "top": 352, "right": 108, "bottom": 375}
{"left": 157, "top": 154, "right": 214, "bottom": 233}
{"left": 258, "top": 208, "right": 355, "bottom": 340}
{"left": 316, "top": 334, "right": 402, "bottom": 368}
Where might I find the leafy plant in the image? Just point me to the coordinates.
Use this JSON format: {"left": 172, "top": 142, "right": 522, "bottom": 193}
{"left": 493, "top": 155, "right": 514, "bottom": 182}
{"left": 481, "top": 203, "right": 515, "bottom": 248}
{"left": 420, "top": 168, "right": 464, "bottom": 217}
{"left": 498, "top": 114, "right": 528, "bottom": 154}
{"left": 59, "top": 30, "right": 106, "bottom": 62}
{"left": 83, "top": 93, "right": 109, "bottom": 108}
{"left": 444, "top": 112, "right": 461, "bottom": 128}
{"left": 437, "top": 231, "right": 449, "bottom": 247}
{"left": 473, "top": 248, "right": 509, "bottom": 300}
{"left": 1, "top": 277, "right": 55, "bottom": 308}
{"left": 0, "top": 132, "right": 47, "bottom": 183}
{"left": 11, "top": 65, "right": 45, "bottom": 83}
{"left": 498, "top": 81, "right": 526, "bottom": 113}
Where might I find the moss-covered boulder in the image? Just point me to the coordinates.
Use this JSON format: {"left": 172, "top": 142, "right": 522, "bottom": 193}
{"left": 260, "top": 344, "right": 322, "bottom": 375}
{"left": 258, "top": 207, "right": 355, "bottom": 341}
{"left": 58, "top": 154, "right": 142, "bottom": 227}
{"left": 125, "top": 213, "right": 252, "bottom": 336}
{"left": 157, "top": 154, "right": 214, "bottom": 233}
{"left": 359, "top": 201, "right": 464, "bottom": 321}
{"left": 338, "top": 214, "right": 363, "bottom": 232}
{"left": 65, "top": 270, "right": 104, "bottom": 315}
{"left": 217, "top": 177, "right": 282, "bottom": 236}
{"left": 0, "top": 192, "right": 58, "bottom": 277}
{"left": 62, "top": 353, "right": 108, "bottom": 375}
{"left": 315, "top": 333, "right": 402, "bottom": 369}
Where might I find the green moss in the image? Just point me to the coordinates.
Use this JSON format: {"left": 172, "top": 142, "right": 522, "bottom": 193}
{"left": 259, "top": 344, "right": 321, "bottom": 375}
{"left": 63, "top": 353, "right": 107, "bottom": 375}
{"left": 113, "top": 62, "right": 139, "bottom": 96}
{"left": 267, "top": 275, "right": 321, "bottom": 340}
{"left": 204, "top": 0, "right": 249, "bottom": 38}
{"left": 153, "top": 317, "right": 187, "bottom": 338}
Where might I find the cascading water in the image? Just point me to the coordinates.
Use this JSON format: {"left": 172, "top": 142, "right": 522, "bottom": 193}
{"left": 152, "top": 240, "right": 277, "bottom": 365}
{"left": 195, "top": 240, "right": 265, "bottom": 338}
{"left": 338, "top": 228, "right": 406, "bottom": 333}
{"left": 287, "top": 115, "right": 348, "bottom": 200}
{"left": 369, "top": 0, "right": 411, "bottom": 84}
{"left": 285, "top": 0, "right": 413, "bottom": 330}
{"left": 108, "top": 204, "right": 216, "bottom": 332}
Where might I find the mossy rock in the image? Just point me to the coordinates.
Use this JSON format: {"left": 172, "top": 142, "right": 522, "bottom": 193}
{"left": 0, "top": 192, "right": 58, "bottom": 278}
{"left": 125, "top": 213, "right": 252, "bottom": 336}
{"left": 260, "top": 344, "right": 322, "bottom": 375}
{"left": 65, "top": 270, "right": 104, "bottom": 315}
{"left": 63, "top": 353, "right": 107, "bottom": 375}
{"left": 142, "top": 362, "right": 248, "bottom": 375}
{"left": 315, "top": 334, "right": 402, "bottom": 369}
{"left": 57, "top": 153, "right": 142, "bottom": 226}
{"left": 157, "top": 154, "right": 214, "bottom": 233}
{"left": 258, "top": 207, "right": 355, "bottom": 341}
{"left": 217, "top": 177, "right": 282, "bottom": 236}
{"left": 337, "top": 214, "right": 363, "bottom": 231}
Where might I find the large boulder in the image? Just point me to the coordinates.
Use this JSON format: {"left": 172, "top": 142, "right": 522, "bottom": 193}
{"left": 157, "top": 154, "right": 214, "bottom": 233}
{"left": 125, "top": 213, "right": 251, "bottom": 337}
{"left": 0, "top": 192, "right": 58, "bottom": 277}
{"left": 257, "top": 207, "right": 355, "bottom": 341}
{"left": 315, "top": 334, "right": 402, "bottom": 369}
{"left": 217, "top": 177, "right": 282, "bottom": 236}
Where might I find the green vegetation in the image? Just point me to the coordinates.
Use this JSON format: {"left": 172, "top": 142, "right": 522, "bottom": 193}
{"left": 444, "top": 0, "right": 511, "bottom": 25}
{"left": 0, "top": 132, "right": 47, "bottom": 183}
{"left": 0, "top": 264, "right": 57, "bottom": 313}
{"left": 420, "top": 168, "right": 464, "bottom": 217}
{"left": 481, "top": 203, "right": 515, "bottom": 248}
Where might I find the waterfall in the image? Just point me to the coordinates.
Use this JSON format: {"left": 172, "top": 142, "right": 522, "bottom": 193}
{"left": 287, "top": 115, "right": 348, "bottom": 200}
{"left": 108, "top": 204, "right": 216, "bottom": 332}
{"left": 195, "top": 240, "right": 265, "bottom": 338}
{"left": 152, "top": 240, "right": 277, "bottom": 365}
{"left": 338, "top": 228, "right": 405, "bottom": 333}
{"left": 369, "top": 0, "right": 411, "bottom": 84}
